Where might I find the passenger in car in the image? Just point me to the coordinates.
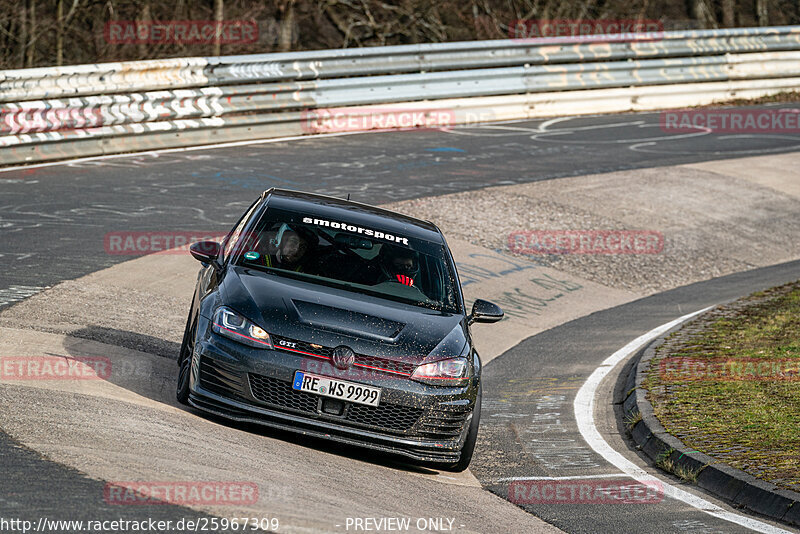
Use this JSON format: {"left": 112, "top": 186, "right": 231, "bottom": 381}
{"left": 362, "top": 244, "right": 420, "bottom": 287}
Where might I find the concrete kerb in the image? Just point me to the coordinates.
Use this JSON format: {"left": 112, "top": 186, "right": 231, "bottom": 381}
{"left": 621, "top": 310, "right": 800, "bottom": 528}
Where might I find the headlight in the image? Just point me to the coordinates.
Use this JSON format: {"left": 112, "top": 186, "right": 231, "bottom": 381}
{"left": 212, "top": 307, "right": 274, "bottom": 349}
{"left": 411, "top": 357, "right": 470, "bottom": 386}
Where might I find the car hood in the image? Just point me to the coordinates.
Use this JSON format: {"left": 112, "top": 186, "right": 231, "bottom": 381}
{"left": 222, "top": 267, "right": 467, "bottom": 365}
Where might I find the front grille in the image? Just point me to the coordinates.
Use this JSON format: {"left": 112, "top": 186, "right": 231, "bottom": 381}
{"left": 346, "top": 403, "right": 423, "bottom": 432}
{"left": 272, "top": 335, "right": 416, "bottom": 375}
{"left": 247, "top": 372, "right": 423, "bottom": 433}
{"left": 248, "top": 374, "right": 319, "bottom": 414}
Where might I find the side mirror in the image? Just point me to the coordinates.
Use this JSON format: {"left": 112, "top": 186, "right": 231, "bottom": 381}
{"left": 469, "top": 299, "right": 504, "bottom": 324}
{"left": 190, "top": 241, "right": 221, "bottom": 264}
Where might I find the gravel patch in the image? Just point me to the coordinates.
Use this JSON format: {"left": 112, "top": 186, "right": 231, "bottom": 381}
{"left": 384, "top": 165, "right": 800, "bottom": 294}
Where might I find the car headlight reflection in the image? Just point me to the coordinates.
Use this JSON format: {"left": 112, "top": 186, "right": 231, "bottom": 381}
{"left": 212, "top": 307, "right": 274, "bottom": 349}
{"left": 411, "top": 357, "right": 469, "bottom": 386}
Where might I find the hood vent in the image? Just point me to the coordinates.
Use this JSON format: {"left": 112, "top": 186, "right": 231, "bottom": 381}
{"left": 292, "top": 300, "right": 405, "bottom": 342}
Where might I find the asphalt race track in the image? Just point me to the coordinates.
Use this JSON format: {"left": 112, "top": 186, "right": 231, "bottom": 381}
{"left": 3, "top": 104, "right": 800, "bottom": 306}
{"left": 2, "top": 105, "right": 800, "bottom": 533}
{"left": 475, "top": 260, "right": 800, "bottom": 533}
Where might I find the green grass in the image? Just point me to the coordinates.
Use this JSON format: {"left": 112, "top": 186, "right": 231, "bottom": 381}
{"left": 624, "top": 409, "right": 642, "bottom": 431}
{"left": 644, "top": 281, "right": 800, "bottom": 491}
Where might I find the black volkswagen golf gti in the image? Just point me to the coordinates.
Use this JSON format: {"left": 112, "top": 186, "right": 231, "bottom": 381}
{"left": 177, "top": 188, "right": 503, "bottom": 471}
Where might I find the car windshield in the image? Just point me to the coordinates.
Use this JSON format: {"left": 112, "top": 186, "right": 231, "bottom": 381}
{"left": 230, "top": 207, "right": 461, "bottom": 313}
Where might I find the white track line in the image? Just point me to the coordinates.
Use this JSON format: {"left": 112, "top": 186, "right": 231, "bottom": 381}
{"left": 574, "top": 307, "right": 794, "bottom": 534}
{"left": 1, "top": 111, "right": 676, "bottom": 174}
{"left": 0, "top": 116, "right": 545, "bottom": 174}
{"left": 0, "top": 130, "right": 365, "bottom": 174}
{"left": 498, "top": 474, "right": 627, "bottom": 482}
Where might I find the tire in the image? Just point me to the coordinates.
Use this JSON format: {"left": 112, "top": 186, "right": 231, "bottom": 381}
{"left": 441, "top": 383, "right": 482, "bottom": 472}
{"left": 176, "top": 312, "right": 196, "bottom": 406}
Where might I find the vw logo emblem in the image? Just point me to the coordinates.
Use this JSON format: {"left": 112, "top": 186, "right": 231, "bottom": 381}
{"left": 332, "top": 346, "right": 355, "bottom": 370}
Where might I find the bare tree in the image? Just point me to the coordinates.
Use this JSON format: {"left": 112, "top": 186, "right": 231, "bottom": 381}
{"left": 278, "top": 0, "right": 296, "bottom": 52}
{"left": 19, "top": 1, "right": 27, "bottom": 68}
{"left": 756, "top": 0, "right": 769, "bottom": 25}
{"left": 26, "top": 0, "right": 36, "bottom": 66}
{"left": 693, "top": 0, "right": 720, "bottom": 28}
{"left": 722, "top": 0, "right": 736, "bottom": 27}
{"left": 213, "top": 0, "right": 223, "bottom": 56}
{"left": 137, "top": 3, "right": 150, "bottom": 59}
{"left": 0, "top": 0, "right": 798, "bottom": 69}
{"left": 56, "top": 0, "right": 63, "bottom": 65}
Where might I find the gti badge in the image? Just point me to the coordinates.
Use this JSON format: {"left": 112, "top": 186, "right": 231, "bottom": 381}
{"left": 332, "top": 346, "right": 355, "bottom": 370}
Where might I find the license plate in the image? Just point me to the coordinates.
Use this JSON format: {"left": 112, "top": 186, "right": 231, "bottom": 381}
{"left": 292, "top": 371, "right": 382, "bottom": 407}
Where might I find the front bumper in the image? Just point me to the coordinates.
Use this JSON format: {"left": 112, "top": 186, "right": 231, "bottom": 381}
{"left": 188, "top": 333, "right": 477, "bottom": 463}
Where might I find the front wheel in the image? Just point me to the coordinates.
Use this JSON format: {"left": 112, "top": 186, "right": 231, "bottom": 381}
{"left": 176, "top": 313, "right": 196, "bottom": 406}
{"left": 441, "top": 383, "right": 481, "bottom": 472}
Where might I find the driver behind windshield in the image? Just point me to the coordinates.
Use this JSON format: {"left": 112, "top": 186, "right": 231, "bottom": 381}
{"left": 261, "top": 224, "right": 317, "bottom": 272}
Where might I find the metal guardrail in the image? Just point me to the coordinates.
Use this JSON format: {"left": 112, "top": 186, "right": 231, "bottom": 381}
{"left": 1, "top": 26, "right": 799, "bottom": 165}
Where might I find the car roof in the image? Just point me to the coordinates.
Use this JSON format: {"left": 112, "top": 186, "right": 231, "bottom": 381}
{"left": 262, "top": 188, "right": 445, "bottom": 244}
